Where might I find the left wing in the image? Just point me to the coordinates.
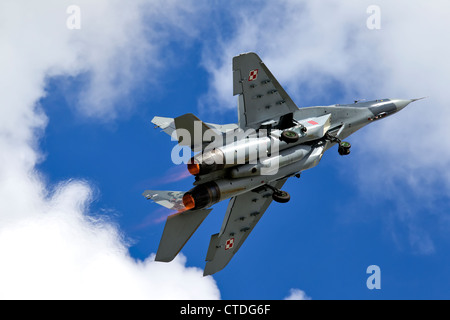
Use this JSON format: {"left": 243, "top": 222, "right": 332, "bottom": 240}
{"left": 203, "top": 179, "right": 287, "bottom": 276}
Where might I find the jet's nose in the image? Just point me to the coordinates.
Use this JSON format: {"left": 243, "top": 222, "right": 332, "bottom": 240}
{"left": 393, "top": 99, "right": 413, "bottom": 111}
{"left": 393, "top": 97, "right": 426, "bottom": 111}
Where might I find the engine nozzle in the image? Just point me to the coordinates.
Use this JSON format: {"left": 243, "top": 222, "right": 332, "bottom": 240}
{"left": 187, "top": 162, "right": 200, "bottom": 175}
{"left": 182, "top": 193, "right": 196, "bottom": 210}
{"left": 182, "top": 182, "right": 221, "bottom": 210}
{"left": 187, "top": 149, "right": 226, "bottom": 176}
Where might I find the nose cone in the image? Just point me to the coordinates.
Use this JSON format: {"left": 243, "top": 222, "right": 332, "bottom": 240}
{"left": 393, "top": 99, "right": 413, "bottom": 111}
{"left": 393, "top": 97, "right": 426, "bottom": 111}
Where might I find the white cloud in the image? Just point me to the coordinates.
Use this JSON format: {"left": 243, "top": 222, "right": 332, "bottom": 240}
{"left": 284, "top": 288, "right": 311, "bottom": 300}
{"left": 0, "top": 180, "right": 219, "bottom": 299}
{"left": 3, "top": 0, "right": 450, "bottom": 299}
{"left": 201, "top": 0, "right": 450, "bottom": 253}
{"left": 0, "top": 0, "right": 219, "bottom": 299}
{"left": 69, "top": 0, "right": 203, "bottom": 120}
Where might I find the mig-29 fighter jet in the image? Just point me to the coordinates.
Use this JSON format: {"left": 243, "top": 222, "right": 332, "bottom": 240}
{"left": 144, "top": 52, "right": 421, "bottom": 276}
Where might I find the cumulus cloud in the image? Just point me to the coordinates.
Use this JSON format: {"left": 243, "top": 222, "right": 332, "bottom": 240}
{"left": 201, "top": 0, "right": 450, "bottom": 253}
{"left": 3, "top": 0, "right": 449, "bottom": 299}
{"left": 0, "top": 0, "right": 219, "bottom": 299}
{"left": 0, "top": 181, "right": 219, "bottom": 299}
{"left": 284, "top": 288, "right": 311, "bottom": 300}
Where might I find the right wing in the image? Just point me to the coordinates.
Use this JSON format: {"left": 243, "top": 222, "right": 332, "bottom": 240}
{"left": 203, "top": 178, "right": 287, "bottom": 276}
{"left": 233, "top": 52, "right": 299, "bottom": 129}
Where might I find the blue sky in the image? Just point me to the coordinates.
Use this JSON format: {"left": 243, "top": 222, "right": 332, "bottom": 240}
{"left": 1, "top": 0, "right": 450, "bottom": 299}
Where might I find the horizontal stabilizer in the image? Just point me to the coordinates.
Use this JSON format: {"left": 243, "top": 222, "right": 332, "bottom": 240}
{"left": 155, "top": 208, "right": 213, "bottom": 262}
{"left": 142, "top": 190, "right": 185, "bottom": 212}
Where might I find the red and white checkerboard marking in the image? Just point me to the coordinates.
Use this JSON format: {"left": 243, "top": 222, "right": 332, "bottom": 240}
{"left": 248, "top": 69, "right": 258, "bottom": 81}
{"left": 225, "top": 238, "right": 235, "bottom": 250}
{"left": 307, "top": 120, "right": 319, "bottom": 125}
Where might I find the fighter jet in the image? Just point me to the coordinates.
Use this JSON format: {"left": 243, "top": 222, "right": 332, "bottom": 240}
{"left": 143, "top": 52, "right": 421, "bottom": 276}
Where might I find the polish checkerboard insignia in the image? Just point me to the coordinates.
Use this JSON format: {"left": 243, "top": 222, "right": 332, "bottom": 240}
{"left": 248, "top": 69, "right": 258, "bottom": 81}
{"left": 225, "top": 238, "right": 235, "bottom": 250}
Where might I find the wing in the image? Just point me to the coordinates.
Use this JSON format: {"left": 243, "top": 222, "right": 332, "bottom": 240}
{"left": 203, "top": 179, "right": 287, "bottom": 276}
{"left": 233, "top": 52, "right": 299, "bottom": 129}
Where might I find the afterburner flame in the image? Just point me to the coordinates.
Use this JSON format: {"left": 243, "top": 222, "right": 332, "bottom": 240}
{"left": 182, "top": 193, "right": 195, "bottom": 210}
{"left": 187, "top": 163, "right": 200, "bottom": 175}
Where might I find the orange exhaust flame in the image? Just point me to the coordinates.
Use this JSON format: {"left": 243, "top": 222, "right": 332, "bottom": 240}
{"left": 165, "top": 166, "right": 192, "bottom": 183}
{"left": 134, "top": 207, "right": 173, "bottom": 229}
{"left": 182, "top": 193, "right": 196, "bottom": 210}
{"left": 187, "top": 163, "right": 200, "bottom": 175}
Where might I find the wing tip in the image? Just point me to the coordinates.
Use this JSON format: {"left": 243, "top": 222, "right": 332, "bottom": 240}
{"left": 232, "top": 52, "right": 262, "bottom": 70}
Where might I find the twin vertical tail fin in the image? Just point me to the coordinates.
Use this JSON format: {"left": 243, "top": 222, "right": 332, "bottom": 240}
{"left": 146, "top": 113, "right": 223, "bottom": 262}
{"left": 151, "top": 113, "right": 222, "bottom": 151}
{"left": 155, "top": 208, "right": 212, "bottom": 262}
{"left": 143, "top": 190, "right": 213, "bottom": 262}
